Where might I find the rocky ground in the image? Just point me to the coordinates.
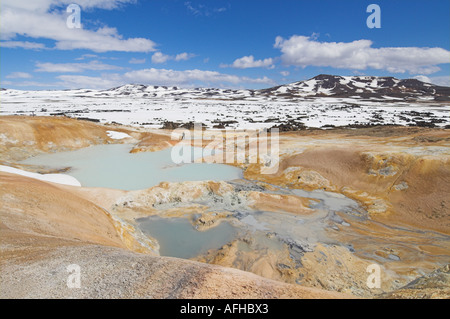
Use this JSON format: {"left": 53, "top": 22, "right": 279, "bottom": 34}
{"left": 1, "top": 116, "right": 449, "bottom": 298}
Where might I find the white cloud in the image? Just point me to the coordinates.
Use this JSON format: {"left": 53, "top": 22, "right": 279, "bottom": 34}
{"left": 6, "top": 72, "right": 33, "bottom": 79}
{"left": 151, "top": 52, "right": 171, "bottom": 64}
{"left": 280, "top": 71, "right": 290, "bottom": 76}
{"left": 274, "top": 35, "right": 450, "bottom": 74}
{"left": 123, "top": 68, "right": 274, "bottom": 87}
{"left": 57, "top": 74, "right": 123, "bottom": 89}
{"left": 35, "top": 60, "right": 122, "bottom": 72}
{"left": 75, "top": 54, "right": 119, "bottom": 61}
{"left": 75, "top": 54, "right": 99, "bottom": 60}
{"left": 1, "top": 80, "right": 59, "bottom": 88}
{"left": 245, "top": 76, "right": 274, "bottom": 85}
{"left": 129, "top": 58, "right": 146, "bottom": 64}
{"left": 224, "top": 55, "right": 274, "bottom": 69}
{"left": 1, "top": 0, "right": 156, "bottom": 52}
{"left": 4, "top": 72, "right": 124, "bottom": 89}
{"left": 0, "top": 41, "right": 47, "bottom": 50}
{"left": 413, "top": 75, "right": 431, "bottom": 83}
{"left": 28, "top": 68, "right": 274, "bottom": 90}
{"left": 175, "top": 52, "right": 196, "bottom": 61}
{"left": 152, "top": 52, "right": 195, "bottom": 64}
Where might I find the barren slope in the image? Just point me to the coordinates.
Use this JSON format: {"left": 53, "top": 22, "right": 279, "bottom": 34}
{"left": 1, "top": 116, "right": 449, "bottom": 298}
{"left": 0, "top": 116, "right": 350, "bottom": 299}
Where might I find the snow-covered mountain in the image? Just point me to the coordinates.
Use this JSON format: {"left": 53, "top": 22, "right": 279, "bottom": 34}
{"left": 261, "top": 74, "right": 450, "bottom": 101}
{"left": 2, "top": 74, "right": 449, "bottom": 102}
{"left": 96, "top": 75, "right": 450, "bottom": 101}
{"left": 1, "top": 75, "right": 449, "bottom": 130}
{"left": 103, "top": 84, "right": 256, "bottom": 100}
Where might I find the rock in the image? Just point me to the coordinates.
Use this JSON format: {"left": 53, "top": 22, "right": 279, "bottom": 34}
{"left": 388, "top": 254, "right": 401, "bottom": 261}
{"left": 367, "top": 199, "right": 388, "bottom": 214}
{"left": 393, "top": 182, "right": 408, "bottom": 191}
{"left": 193, "top": 212, "right": 228, "bottom": 231}
{"left": 283, "top": 167, "right": 334, "bottom": 191}
{"left": 380, "top": 264, "right": 450, "bottom": 299}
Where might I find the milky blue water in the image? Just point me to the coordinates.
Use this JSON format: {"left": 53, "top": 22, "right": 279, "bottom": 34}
{"left": 137, "top": 216, "right": 238, "bottom": 259}
{"left": 20, "top": 144, "right": 243, "bottom": 190}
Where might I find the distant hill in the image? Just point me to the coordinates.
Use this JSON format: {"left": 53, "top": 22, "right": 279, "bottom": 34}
{"left": 259, "top": 74, "right": 450, "bottom": 101}
{"left": 2, "top": 74, "right": 449, "bottom": 102}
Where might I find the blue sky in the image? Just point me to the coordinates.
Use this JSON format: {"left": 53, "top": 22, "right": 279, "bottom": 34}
{"left": 1, "top": 0, "right": 449, "bottom": 90}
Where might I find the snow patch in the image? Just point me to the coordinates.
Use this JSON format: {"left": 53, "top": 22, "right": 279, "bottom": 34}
{"left": 0, "top": 165, "right": 81, "bottom": 187}
{"left": 107, "top": 131, "right": 132, "bottom": 140}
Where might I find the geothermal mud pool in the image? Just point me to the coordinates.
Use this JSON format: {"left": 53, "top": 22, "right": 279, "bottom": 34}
{"left": 135, "top": 180, "right": 365, "bottom": 260}
{"left": 19, "top": 141, "right": 369, "bottom": 264}
{"left": 137, "top": 217, "right": 239, "bottom": 259}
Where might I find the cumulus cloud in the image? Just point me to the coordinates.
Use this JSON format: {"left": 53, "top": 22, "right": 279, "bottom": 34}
{"left": 151, "top": 52, "right": 171, "bottom": 64}
{"left": 152, "top": 52, "right": 195, "bottom": 64}
{"left": 57, "top": 74, "right": 123, "bottom": 89}
{"left": 35, "top": 61, "right": 122, "bottom": 72}
{"left": 0, "top": 41, "right": 47, "bottom": 50}
{"left": 24, "top": 68, "right": 273, "bottom": 90}
{"left": 1, "top": 0, "right": 156, "bottom": 52}
{"left": 123, "top": 68, "right": 274, "bottom": 87}
{"left": 223, "top": 55, "right": 274, "bottom": 69}
{"left": 274, "top": 35, "right": 450, "bottom": 74}
{"left": 175, "top": 52, "right": 196, "bottom": 61}
{"left": 413, "top": 75, "right": 432, "bottom": 83}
